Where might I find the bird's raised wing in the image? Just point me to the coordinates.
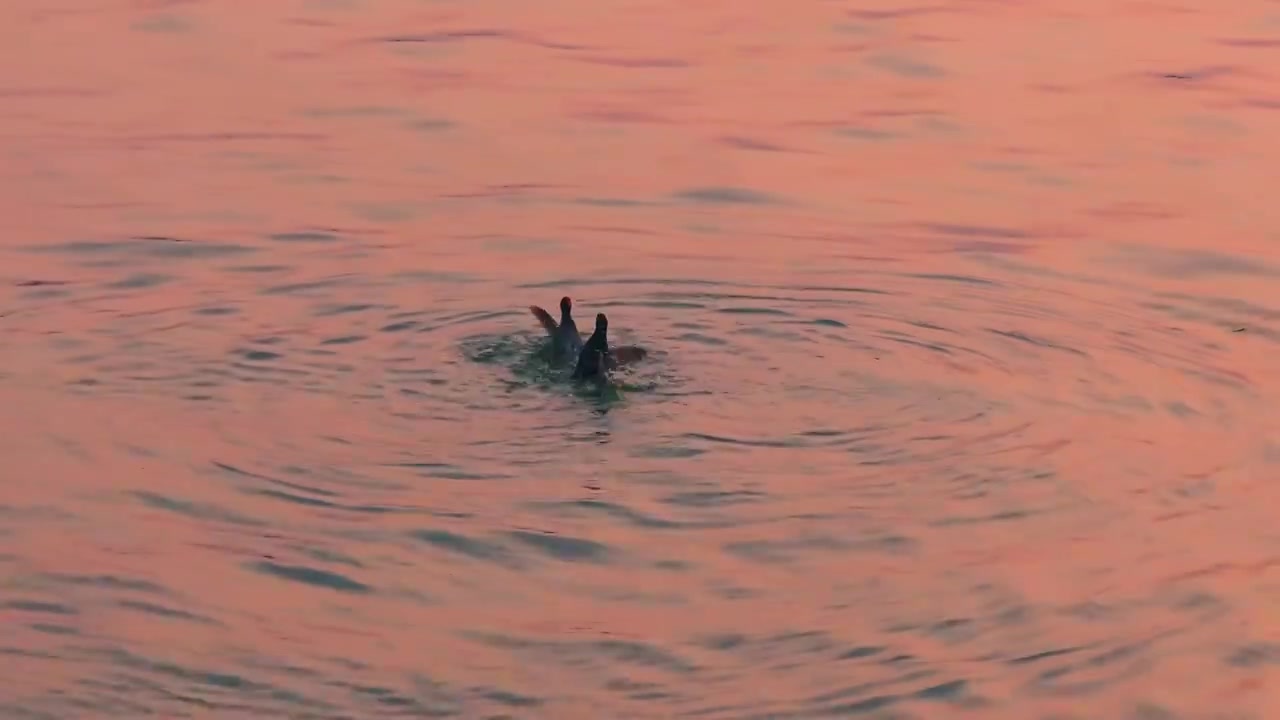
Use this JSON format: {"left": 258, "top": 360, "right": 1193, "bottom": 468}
{"left": 528, "top": 305, "right": 559, "bottom": 337}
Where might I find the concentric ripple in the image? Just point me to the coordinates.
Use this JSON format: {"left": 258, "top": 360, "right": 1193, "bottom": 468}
{"left": 3, "top": 0, "right": 1280, "bottom": 718}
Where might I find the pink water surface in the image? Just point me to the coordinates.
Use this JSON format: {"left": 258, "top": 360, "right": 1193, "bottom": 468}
{"left": 1, "top": 1, "right": 1279, "bottom": 717}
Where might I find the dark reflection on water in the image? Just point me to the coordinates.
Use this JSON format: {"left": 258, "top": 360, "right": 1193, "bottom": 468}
{"left": 2, "top": 0, "right": 1280, "bottom": 719}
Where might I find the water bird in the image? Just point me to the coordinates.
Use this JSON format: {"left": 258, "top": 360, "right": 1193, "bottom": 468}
{"left": 573, "top": 312, "right": 648, "bottom": 380}
{"left": 529, "top": 296, "right": 582, "bottom": 361}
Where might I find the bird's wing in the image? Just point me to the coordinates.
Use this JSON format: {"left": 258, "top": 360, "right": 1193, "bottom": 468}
{"left": 608, "top": 345, "right": 647, "bottom": 367}
{"left": 528, "top": 305, "right": 559, "bottom": 337}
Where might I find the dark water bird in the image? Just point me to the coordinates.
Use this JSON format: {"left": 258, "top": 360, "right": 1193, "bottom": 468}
{"left": 573, "top": 312, "right": 648, "bottom": 380}
{"left": 529, "top": 296, "right": 582, "bottom": 361}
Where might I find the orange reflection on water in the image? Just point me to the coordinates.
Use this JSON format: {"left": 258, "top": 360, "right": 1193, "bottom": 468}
{"left": 1, "top": 0, "right": 1279, "bottom": 717}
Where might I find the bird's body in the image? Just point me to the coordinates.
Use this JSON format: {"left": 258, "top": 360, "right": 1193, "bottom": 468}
{"left": 572, "top": 313, "right": 649, "bottom": 380}
{"left": 528, "top": 296, "right": 582, "bottom": 361}
{"left": 529, "top": 301, "right": 648, "bottom": 381}
{"left": 573, "top": 313, "right": 610, "bottom": 380}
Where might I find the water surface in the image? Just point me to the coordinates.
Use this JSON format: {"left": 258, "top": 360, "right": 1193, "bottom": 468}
{"left": 2, "top": 1, "right": 1279, "bottom": 718}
